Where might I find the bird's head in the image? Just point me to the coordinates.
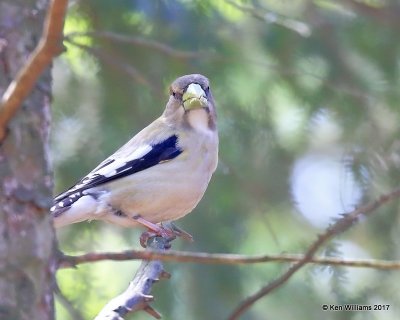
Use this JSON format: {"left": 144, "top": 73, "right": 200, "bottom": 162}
{"left": 164, "top": 74, "right": 217, "bottom": 131}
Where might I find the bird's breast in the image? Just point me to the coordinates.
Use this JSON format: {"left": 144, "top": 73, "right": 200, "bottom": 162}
{"left": 102, "top": 130, "right": 218, "bottom": 223}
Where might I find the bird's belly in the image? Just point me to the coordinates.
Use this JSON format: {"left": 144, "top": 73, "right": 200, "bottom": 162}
{"left": 103, "top": 161, "right": 211, "bottom": 224}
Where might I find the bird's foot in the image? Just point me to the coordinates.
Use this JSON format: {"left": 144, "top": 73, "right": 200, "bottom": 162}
{"left": 133, "top": 215, "right": 193, "bottom": 248}
{"left": 139, "top": 228, "right": 176, "bottom": 248}
{"left": 162, "top": 221, "right": 194, "bottom": 243}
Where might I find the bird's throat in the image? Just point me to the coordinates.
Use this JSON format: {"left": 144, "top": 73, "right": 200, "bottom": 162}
{"left": 186, "top": 108, "right": 210, "bottom": 133}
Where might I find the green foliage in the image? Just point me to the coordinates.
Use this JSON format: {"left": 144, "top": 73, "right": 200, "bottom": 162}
{"left": 53, "top": 1, "right": 400, "bottom": 319}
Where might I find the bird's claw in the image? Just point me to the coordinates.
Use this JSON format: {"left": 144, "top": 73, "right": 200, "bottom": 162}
{"left": 140, "top": 229, "right": 176, "bottom": 248}
{"left": 133, "top": 215, "right": 193, "bottom": 248}
{"left": 166, "top": 222, "right": 194, "bottom": 242}
{"left": 139, "top": 222, "right": 193, "bottom": 248}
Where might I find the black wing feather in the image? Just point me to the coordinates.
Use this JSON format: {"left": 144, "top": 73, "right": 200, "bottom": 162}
{"left": 54, "top": 135, "right": 182, "bottom": 203}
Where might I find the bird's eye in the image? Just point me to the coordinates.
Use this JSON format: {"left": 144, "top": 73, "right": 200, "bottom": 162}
{"left": 172, "top": 91, "right": 183, "bottom": 100}
{"left": 204, "top": 86, "right": 210, "bottom": 95}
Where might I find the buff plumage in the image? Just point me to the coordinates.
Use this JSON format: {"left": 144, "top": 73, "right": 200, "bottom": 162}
{"left": 51, "top": 74, "right": 218, "bottom": 233}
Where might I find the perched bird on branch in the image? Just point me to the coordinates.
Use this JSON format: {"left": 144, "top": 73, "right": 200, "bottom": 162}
{"left": 51, "top": 74, "right": 218, "bottom": 245}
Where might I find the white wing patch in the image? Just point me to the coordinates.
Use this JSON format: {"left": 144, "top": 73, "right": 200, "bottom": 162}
{"left": 54, "top": 144, "right": 152, "bottom": 201}
{"left": 97, "top": 144, "right": 152, "bottom": 178}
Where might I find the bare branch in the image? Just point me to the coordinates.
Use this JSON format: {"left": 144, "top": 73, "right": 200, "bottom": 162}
{"left": 94, "top": 236, "right": 171, "bottom": 320}
{"left": 66, "top": 31, "right": 210, "bottom": 60}
{"left": 60, "top": 248, "right": 400, "bottom": 271}
{"left": 0, "top": 0, "right": 68, "bottom": 141}
{"left": 227, "top": 187, "right": 400, "bottom": 320}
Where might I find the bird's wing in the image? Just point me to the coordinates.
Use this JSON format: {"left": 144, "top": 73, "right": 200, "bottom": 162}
{"left": 54, "top": 134, "right": 182, "bottom": 202}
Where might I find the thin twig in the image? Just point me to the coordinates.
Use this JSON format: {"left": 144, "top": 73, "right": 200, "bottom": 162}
{"left": 226, "top": 0, "right": 311, "bottom": 37}
{"left": 67, "top": 31, "right": 377, "bottom": 102}
{"left": 64, "top": 38, "right": 162, "bottom": 98}
{"left": 226, "top": 187, "right": 400, "bottom": 320}
{"left": 66, "top": 31, "right": 210, "bottom": 59}
{"left": 54, "top": 285, "right": 85, "bottom": 320}
{"left": 60, "top": 249, "right": 400, "bottom": 271}
{"left": 336, "top": 0, "right": 400, "bottom": 27}
{"left": 0, "top": 0, "right": 68, "bottom": 141}
{"left": 94, "top": 236, "right": 171, "bottom": 320}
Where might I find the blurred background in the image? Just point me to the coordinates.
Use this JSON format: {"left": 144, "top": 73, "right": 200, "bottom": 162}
{"left": 53, "top": 1, "right": 400, "bottom": 319}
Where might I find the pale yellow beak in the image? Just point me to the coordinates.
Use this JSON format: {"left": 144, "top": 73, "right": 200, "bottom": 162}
{"left": 183, "top": 83, "right": 208, "bottom": 110}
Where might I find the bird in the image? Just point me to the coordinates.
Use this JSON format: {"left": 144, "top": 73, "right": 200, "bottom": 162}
{"left": 51, "top": 74, "right": 218, "bottom": 245}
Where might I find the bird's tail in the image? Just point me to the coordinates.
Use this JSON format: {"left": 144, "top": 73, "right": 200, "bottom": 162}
{"left": 51, "top": 194, "right": 97, "bottom": 227}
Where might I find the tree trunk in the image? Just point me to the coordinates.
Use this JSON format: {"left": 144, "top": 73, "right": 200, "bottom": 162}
{"left": 0, "top": 1, "right": 56, "bottom": 319}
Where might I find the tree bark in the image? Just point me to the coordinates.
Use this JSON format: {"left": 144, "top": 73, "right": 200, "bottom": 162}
{"left": 0, "top": 1, "right": 56, "bottom": 319}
